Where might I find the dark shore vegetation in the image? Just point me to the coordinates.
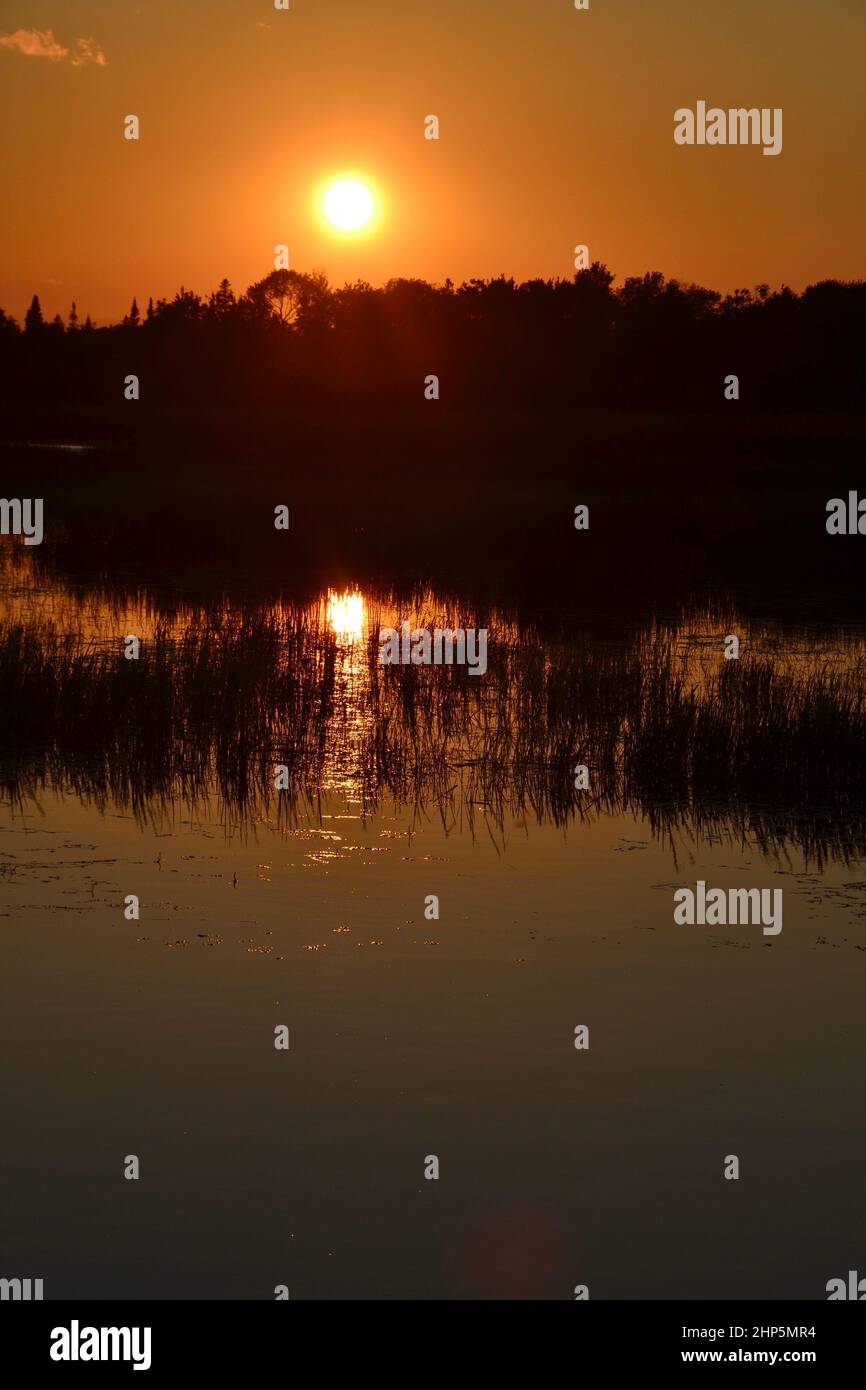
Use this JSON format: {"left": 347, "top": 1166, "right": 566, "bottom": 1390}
{"left": 1, "top": 598, "right": 865, "bottom": 865}
{"left": 3, "top": 264, "right": 863, "bottom": 417}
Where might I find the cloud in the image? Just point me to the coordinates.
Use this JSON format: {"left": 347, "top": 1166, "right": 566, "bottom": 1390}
{"left": 71, "top": 37, "right": 107, "bottom": 67}
{"left": 0, "top": 28, "right": 106, "bottom": 66}
{"left": 0, "top": 27, "right": 67, "bottom": 60}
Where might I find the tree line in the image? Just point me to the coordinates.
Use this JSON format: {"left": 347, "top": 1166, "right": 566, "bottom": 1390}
{"left": 1, "top": 264, "right": 863, "bottom": 412}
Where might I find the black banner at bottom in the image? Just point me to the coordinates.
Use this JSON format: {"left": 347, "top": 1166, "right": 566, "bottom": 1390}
{"left": 1, "top": 1300, "right": 861, "bottom": 1376}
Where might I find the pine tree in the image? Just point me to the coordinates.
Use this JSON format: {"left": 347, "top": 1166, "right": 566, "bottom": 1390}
{"left": 68, "top": 300, "right": 79, "bottom": 331}
{"left": 209, "top": 277, "right": 236, "bottom": 318}
{"left": 124, "top": 297, "right": 140, "bottom": 328}
{"left": 24, "top": 294, "right": 43, "bottom": 333}
{"left": 146, "top": 296, "right": 154, "bottom": 322}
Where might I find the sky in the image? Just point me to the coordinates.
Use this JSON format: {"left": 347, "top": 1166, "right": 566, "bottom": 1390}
{"left": 0, "top": 0, "right": 864, "bottom": 323}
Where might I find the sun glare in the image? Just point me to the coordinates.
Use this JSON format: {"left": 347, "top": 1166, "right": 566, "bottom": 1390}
{"left": 321, "top": 176, "right": 376, "bottom": 234}
{"left": 326, "top": 588, "right": 365, "bottom": 642}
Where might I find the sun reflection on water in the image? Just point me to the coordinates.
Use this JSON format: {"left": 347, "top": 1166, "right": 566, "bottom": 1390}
{"left": 326, "top": 588, "right": 365, "bottom": 642}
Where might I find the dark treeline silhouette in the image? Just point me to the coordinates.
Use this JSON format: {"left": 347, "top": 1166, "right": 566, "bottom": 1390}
{"left": 1, "top": 263, "right": 864, "bottom": 415}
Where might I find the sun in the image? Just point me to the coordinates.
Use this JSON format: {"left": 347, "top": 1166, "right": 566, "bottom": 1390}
{"left": 320, "top": 175, "right": 377, "bottom": 234}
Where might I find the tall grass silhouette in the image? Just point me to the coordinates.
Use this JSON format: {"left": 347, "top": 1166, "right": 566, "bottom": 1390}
{"left": 2, "top": 590, "right": 865, "bottom": 865}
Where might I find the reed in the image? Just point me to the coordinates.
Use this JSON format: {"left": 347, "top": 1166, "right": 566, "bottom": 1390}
{"left": 2, "top": 599, "right": 865, "bottom": 865}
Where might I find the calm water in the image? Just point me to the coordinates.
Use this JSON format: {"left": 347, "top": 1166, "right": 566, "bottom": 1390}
{"left": 2, "top": 547, "right": 865, "bottom": 1299}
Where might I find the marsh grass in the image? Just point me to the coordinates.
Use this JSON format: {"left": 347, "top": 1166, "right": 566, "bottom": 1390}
{"left": 1, "top": 596, "right": 865, "bottom": 865}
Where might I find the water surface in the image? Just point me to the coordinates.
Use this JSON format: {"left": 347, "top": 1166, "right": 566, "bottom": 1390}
{"left": 2, "top": 548, "right": 864, "bottom": 1299}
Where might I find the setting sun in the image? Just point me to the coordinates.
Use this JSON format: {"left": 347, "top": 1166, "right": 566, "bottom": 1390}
{"left": 321, "top": 176, "right": 376, "bottom": 234}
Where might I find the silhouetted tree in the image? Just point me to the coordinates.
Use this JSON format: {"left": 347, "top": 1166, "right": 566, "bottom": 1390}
{"left": 24, "top": 294, "right": 43, "bottom": 333}
{"left": 242, "top": 269, "right": 329, "bottom": 329}
{"left": 124, "top": 297, "right": 140, "bottom": 328}
{"left": 207, "top": 278, "right": 236, "bottom": 319}
{"left": 68, "top": 300, "right": 79, "bottom": 331}
{"left": 151, "top": 287, "right": 202, "bottom": 325}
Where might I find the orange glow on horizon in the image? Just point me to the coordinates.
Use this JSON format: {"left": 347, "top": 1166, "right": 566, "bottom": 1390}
{"left": 0, "top": 1, "right": 862, "bottom": 322}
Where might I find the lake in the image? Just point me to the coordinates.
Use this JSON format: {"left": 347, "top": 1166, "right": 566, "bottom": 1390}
{"left": 2, "top": 542, "right": 865, "bottom": 1299}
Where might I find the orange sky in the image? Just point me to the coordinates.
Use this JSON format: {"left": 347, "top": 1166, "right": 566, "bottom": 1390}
{"left": 1, "top": 0, "right": 864, "bottom": 323}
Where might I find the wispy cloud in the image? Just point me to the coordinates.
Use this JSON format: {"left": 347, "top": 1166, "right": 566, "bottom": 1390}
{"left": 71, "top": 37, "right": 107, "bottom": 67}
{"left": 0, "top": 27, "right": 66, "bottom": 60}
{"left": 0, "top": 28, "right": 106, "bottom": 66}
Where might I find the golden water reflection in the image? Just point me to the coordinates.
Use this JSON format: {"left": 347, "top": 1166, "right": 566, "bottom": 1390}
{"left": 325, "top": 588, "right": 365, "bottom": 643}
{"left": 2, "top": 541, "right": 866, "bottom": 863}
